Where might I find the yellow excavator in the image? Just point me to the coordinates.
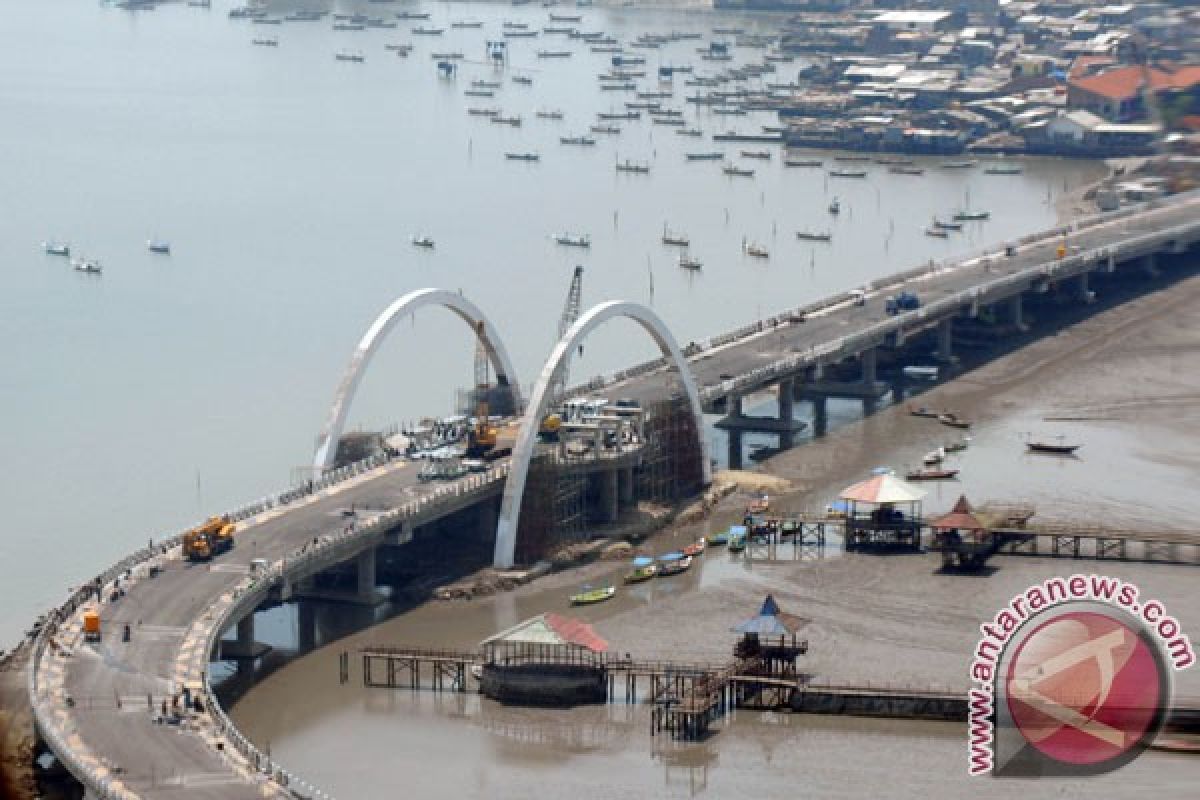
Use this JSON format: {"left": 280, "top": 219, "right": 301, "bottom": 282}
{"left": 183, "top": 516, "right": 236, "bottom": 561}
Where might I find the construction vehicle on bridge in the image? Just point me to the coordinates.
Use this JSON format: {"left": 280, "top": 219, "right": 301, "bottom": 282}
{"left": 183, "top": 515, "right": 236, "bottom": 561}
{"left": 83, "top": 608, "right": 101, "bottom": 642}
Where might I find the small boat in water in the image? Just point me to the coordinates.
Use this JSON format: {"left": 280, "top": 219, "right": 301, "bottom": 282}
{"left": 146, "top": 239, "right": 171, "bottom": 254}
{"left": 536, "top": 109, "right": 565, "bottom": 119}
{"left": 985, "top": 163, "right": 1022, "bottom": 175}
{"left": 615, "top": 160, "right": 650, "bottom": 174}
{"left": 743, "top": 240, "right": 769, "bottom": 258}
{"left": 676, "top": 128, "right": 703, "bottom": 137}
{"left": 686, "top": 152, "right": 724, "bottom": 161}
{"left": 890, "top": 166, "right": 924, "bottom": 175}
{"left": 828, "top": 198, "right": 841, "bottom": 214}
{"left": 662, "top": 226, "right": 689, "bottom": 247}
{"left": 553, "top": 232, "right": 590, "bottom": 247}
{"left": 560, "top": 136, "right": 596, "bottom": 145}
{"left": 590, "top": 124, "right": 620, "bottom": 134}
{"left": 906, "top": 467, "right": 959, "bottom": 481}
{"left": 933, "top": 219, "right": 963, "bottom": 231}
{"left": 252, "top": 37, "right": 279, "bottom": 46}
{"left": 829, "top": 169, "right": 867, "bottom": 178}
{"left": 72, "top": 258, "right": 102, "bottom": 274}
{"left": 796, "top": 231, "right": 832, "bottom": 242}
{"left": 953, "top": 210, "right": 991, "bottom": 221}
{"left": 923, "top": 448, "right": 945, "bottom": 466}
{"left": 908, "top": 405, "right": 940, "bottom": 418}
{"left": 944, "top": 437, "right": 970, "bottom": 453}
{"left": 722, "top": 164, "right": 754, "bottom": 177}
{"left": 411, "top": 235, "right": 435, "bottom": 248}
{"left": 925, "top": 227, "right": 949, "bottom": 238}
{"left": 335, "top": 51, "right": 365, "bottom": 62}
{"left": 740, "top": 150, "right": 770, "bottom": 160}
{"left": 411, "top": 26, "right": 444, "bottom": 35}
{"left": 940, "top": 160, "right": 978, "bottom": 169}
{"left": 682, "top": 538, "right": 707, "bottom": 557}
{"left": 570, "top": 585, "right": 616, "bottom": 605}
{"left": 678, "top": 253, "right": 702, "bottom": 270}
{"left": 43, "top": 242, "right": 70, "bottom": 257}
{"left": 785, "top": 158, "right": 822, "bottom": 167}
{"left": 938, "top": 412, "right": 971, "bottom": 430}
{"left": 512, "top": 75, "right": 534, "bottom": 85}
{"left": 1026, "top": 436, "right": 1080, "bottom": 455}
{"left": 505, "top": 152, "right": 540, "bottom": 161}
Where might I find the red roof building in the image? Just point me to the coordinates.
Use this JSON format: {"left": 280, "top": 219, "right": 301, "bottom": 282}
{"left": 1068, "top": 63, "right": 1200, "bottom": 122}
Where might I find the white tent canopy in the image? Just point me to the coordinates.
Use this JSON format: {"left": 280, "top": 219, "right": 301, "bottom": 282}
{"left": 839, "top": 473, "right": 927, "bottom": 505}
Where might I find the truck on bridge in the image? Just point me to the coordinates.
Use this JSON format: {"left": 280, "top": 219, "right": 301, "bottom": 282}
{"left": 182, "top": 515, "right": 236, "bottom": 561}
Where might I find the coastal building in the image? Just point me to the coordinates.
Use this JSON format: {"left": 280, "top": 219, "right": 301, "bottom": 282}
{"left": 1067, "top": 62, "right": 1200, "bottom": 122}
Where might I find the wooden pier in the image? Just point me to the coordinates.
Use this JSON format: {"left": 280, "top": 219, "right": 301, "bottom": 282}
{"left": 741, "top": 513, "right": 830, "bottom": 563}
{"left": 359, "top": 646, "right": 477, "bottom": 692}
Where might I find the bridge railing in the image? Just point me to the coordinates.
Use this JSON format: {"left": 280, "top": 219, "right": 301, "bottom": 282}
{"left": 197, "top": 462, "right": 513, "bottom": 799}
{"left": 27, "top": 441, "right": 506, "bottom": 799}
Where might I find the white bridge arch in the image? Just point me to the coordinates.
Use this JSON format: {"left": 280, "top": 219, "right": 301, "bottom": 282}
{"left": 313, "top": 288, "right": 521, "bottom": 472}
{"left": 492, "top": 300, "right": 710, "bottom": 569}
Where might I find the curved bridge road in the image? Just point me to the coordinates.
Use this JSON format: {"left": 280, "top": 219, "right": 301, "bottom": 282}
{"left": 28, "top": 191, "right": 1200, "bottom": 798}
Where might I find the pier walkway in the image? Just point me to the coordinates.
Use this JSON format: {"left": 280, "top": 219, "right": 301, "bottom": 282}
{"left": 24, "top": 192, "right": 1200, "bottom": 798}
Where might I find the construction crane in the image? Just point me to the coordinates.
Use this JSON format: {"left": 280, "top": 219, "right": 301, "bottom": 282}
{"left": 551, "top": 266, "right": 584, "bottom": 403}
{"left": 467, "top": 320, "right": 500, "bottom": 458}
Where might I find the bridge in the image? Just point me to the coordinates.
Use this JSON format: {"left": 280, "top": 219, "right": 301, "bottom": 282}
{"left": 22, "top": 191, "right": 1200, "bottom": 798}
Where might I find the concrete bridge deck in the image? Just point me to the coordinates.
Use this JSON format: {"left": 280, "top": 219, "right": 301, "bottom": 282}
{"left": 26, "top": 191, "right": 1200, "bottom": 798}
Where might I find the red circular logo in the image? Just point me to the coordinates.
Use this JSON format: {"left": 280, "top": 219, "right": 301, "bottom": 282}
{"left": 1006, "top": 611, "right": 1162, "bottom": 766}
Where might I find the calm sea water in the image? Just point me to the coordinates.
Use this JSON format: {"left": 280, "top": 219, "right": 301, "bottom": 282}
{"left": 0, "top": 0, "right": 1104, "bottom": 647}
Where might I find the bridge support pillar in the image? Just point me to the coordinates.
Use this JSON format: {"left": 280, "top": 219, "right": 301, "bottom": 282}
{"left": 777, "top": 378, "right": 795, "bottom": 450}
{"left": 730, "top": 392, "right": 744, "bottom": 416}
{"left": 477, "top": 497, "right": 498, "bottom": 542}
{"left": 1010, "top": 294, "right": 1028, "bottom": 332}
{"left": 218, "top": 613, "right": 271, "bottom": 670}
{"left": 356, "top": 547, "right": 378, "bottom": 603}
{"left": 237, "top": 615, "right": 255, "bottom": 651}
{"left": 727, "top": 429, "right": 743, "bottom": 470}
{"left": 812, "top": 396, "right": 828, "bottom": 438}
{"left": 1142, "top": 253, "right": 1159, "bottom": 277}
{"left": 861, "top": 348, "right": 877, "bottom": 385}
{"left": 298, "top": 601, "right": 316, "bottom": 653}
{"left": 618, "top": 466, "right": 635, "bottom": 510}
{"left": 1076, "top": 271, "right": 1095, "bottom": 304}
{"left": 598, "top": 468, "right": 619, "bottom": 523}
{"left": 935, "top": 318, "right": 955, "bottom": 363}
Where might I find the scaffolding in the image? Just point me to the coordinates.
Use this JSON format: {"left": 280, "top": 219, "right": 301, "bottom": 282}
{"left": 636, "top": 392, "right": 704, "bottom": 505}
{"left": 514, "top": 455, "right": 587, "bottom": 564}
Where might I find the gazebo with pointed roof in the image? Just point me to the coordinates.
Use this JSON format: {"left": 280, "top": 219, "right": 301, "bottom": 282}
{"left": 838, "top": 470, "right": 927, "bottom": 551}
{"left": 731, "top": 594, "right": 809, "bottom": 677}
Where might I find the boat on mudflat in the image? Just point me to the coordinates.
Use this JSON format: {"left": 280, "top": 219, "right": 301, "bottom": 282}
{"left": 43, "top": 242, "right": 70, "bottom": 256}
{"left": 682, "top": 538, "right": 707, "bottom": 557}
{"left": 624, "top": 557, "right": 657, "bottom": 583}
{"left": 553, "top": 232, "right": 590, "bottom": 247}
{"left": 796, "top": 231, "right": 831, "bottom": 242}
{"left": 656, "top": 553, "right": 693, "bottom": 576}
{"left": 570, "top": 585, "right": 616, "bottom": 605}
{"left": 906, "top": 467, "right": 959, "bottom": 481}
{"left": 938, "top": 412, "right": 971, "bottom": 429}
{"left": 908, "top": 405, "right": 940, "bottom": 418}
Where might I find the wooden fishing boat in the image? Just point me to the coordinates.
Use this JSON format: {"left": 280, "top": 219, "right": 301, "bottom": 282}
{"left": 943, "top": 438, "right": 970, "bottom": 453}
{"left": 623, "top": 564, "right": 657, "bottom": 583}
{"left": 906, "top": 467, "right": 959, "bottom": 481}
{"left": 908, "top": 405, "right": 940, "bottom": 418}
{"left": 656, "top": 554, "right": 693, "bottom": 576}
{"left": 938, "top": 412, "right": 971, "bottom": 429}
{"left": 570, "top": 585, "right": 616, "bottom": 605}
{"left": 923, "top": 448, "right": 945, "bottom": 466}
{"left": 746, "top": 495, "right": 769, "bottom": 514}
{"left": 707, "top": 529, "right": 729, "bottom": 546}
{"left": 682, "top": 539, "right": 707, "bottom": 557}
{"left": 1026, "top": 439, "right": 1080, "bottom": 455}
